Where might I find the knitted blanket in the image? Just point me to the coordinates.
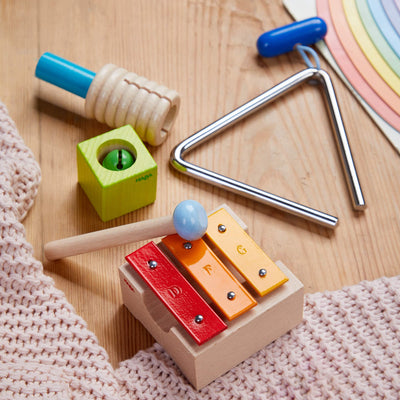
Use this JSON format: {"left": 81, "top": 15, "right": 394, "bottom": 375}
{"left": 0, "top": 100, "right": 399, "bottom": 399}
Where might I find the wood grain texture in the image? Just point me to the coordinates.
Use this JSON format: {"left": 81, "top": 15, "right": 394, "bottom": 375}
{"left": 1, "top": 0, "right": 400, "bottom": 367}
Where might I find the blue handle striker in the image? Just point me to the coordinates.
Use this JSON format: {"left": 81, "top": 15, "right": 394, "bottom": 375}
{"left": 257, "top": 17, "right": 327, "bottom": 58}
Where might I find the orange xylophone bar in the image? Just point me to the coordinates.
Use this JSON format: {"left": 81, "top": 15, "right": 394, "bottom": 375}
{"left": 161, "top": 234, "right": 257, "bottom": 321}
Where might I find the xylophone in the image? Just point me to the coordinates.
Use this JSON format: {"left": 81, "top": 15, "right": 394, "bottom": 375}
{"left": 119, "top": 204, "right": 304, "bottom": 389}
{"left": 44, "top": 200, "right": 303, "bottom": 389}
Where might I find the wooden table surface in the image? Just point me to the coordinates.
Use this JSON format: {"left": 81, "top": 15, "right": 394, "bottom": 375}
{"left": 2, "top": 0, "right": 400, "bottom": 368}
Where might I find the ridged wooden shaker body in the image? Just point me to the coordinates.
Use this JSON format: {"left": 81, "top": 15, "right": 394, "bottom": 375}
{"left": 85, "top": 64, "right": 180, "bottom": 146}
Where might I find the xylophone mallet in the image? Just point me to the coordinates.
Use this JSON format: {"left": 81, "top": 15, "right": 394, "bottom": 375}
{"left": 44, "top": 200, "right": 208, "bottom": 261}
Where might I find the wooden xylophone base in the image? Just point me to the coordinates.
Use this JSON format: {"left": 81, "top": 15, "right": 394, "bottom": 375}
{"left": 119, "top": 248, "right": 304, "bottom": 389}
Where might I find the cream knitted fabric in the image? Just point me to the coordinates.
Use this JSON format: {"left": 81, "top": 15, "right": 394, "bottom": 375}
{"left": 0, "top": 102, "right": 121, "bottom": 399}
{"left": 116, "top": 276, "right": 400, "bottom": 399}
{"left": 0, "top": 100, "right": 399, "bottom": 399}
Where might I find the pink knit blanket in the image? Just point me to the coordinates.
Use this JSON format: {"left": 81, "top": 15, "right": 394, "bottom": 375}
{"left": 0, "top": 100, "right": 399, "bottom": 399}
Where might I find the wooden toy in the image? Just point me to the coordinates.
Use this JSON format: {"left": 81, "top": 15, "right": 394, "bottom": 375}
{"left": 170, "top": 18, "right": 365, "bottom": 229}
{"left": 119, "top": 204, "right": 304, "bottom": 389}
{"left": 35, "top": 52, "right": 180, "bottom": 146}
{"left": 77, "top": 125, "right": 157, "bottom": 222}
{"left": 44, "top": 200, "right": 208, "bottom": 260}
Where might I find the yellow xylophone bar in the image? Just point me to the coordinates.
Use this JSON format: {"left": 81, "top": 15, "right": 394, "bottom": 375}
{"left": 205, "top": 208, "right": 288, "bottom": 297}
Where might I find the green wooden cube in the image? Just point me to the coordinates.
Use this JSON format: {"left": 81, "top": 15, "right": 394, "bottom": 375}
{"left": 77, "top": 125, "right": 157, "bottom": 221}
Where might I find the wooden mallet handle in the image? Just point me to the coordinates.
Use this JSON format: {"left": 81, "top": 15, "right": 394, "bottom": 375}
{"left": 44, "top": 200, "right": 208, "bottom": 261}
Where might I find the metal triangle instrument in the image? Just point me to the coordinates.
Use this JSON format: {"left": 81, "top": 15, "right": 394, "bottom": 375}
{"left": 170, "top": 65, "right": 365, "bottom": 229}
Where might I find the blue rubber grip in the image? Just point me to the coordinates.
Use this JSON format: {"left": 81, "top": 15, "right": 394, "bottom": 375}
{"left": 35, "top": 52, "right": 96, "bottom": 98}
{"left": 257, "top": 17, "right": 327, "bottom": 58}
